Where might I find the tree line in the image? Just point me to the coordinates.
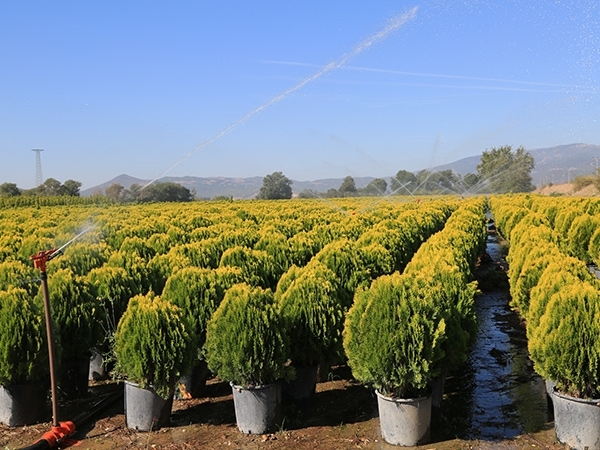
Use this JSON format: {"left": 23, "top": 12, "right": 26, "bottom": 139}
{"left": 258, "top": 145, "right": 536, "bottom": 200}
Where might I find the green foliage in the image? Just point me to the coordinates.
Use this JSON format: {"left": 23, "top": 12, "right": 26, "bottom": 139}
{"left": 204, "top": 283, "right": 289, "bottom": 386}
{"left": 276, "top": 263, "right": 344, "bottom": 367}
{"left": 86, "top": 265, "right": 139, "bottom": 326}
{"left": 0, "top": 260, "right": 38, "bottom": 296}
{"left": 566, "top": 214, "right": 599, "bottom": 263}
{"left": 114, "top": 292, "right": 196, "bottom": 399}
{"left": 257, "top": 172, "right": 293, "bottom": 200}
{"left": 219, "top": 246, "right": 276, "bottom": 290}
{"left": 40, "top": 268, "right": 103, "bottom": 360}
{"left": 138, "top": 182, "right": 195, "bottom": 202}
{"left": 528, "top": 279, "right": 600, "bottom": 399}
{"left": 476, "top": 145, "right": 535, "bottom": 193}
{"left": 0, "top": 288, "right": 48, "bottom": 385}
{"left": 343, "top": 273, "right": 446, "bottom": 398}
{"left": 161, "top": 267, "right": 227, "bottom": 351}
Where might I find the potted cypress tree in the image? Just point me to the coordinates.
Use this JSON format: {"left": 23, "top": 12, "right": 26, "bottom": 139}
{"left": 39, "top": 268, "right": 103, "bottom": 399}
{"left": 161, "top": 266, "right": 242, "bottom": 398}
{"left": 275, "top": 262, "right": 344, "bottom": 401}
{"left": 528, "top": 273, "right": 600, "bottom": 450}
{"left": 343, "top": 273, "right": 446, "bottom": 446}
{"left": 114, "top": 292, "right": 196, "bottom": 431}
{"left": 203, "top": 283, "right": 290, "bottom": 434}
{"left": 0, "top": 288, "right": 49, "bottom": 426}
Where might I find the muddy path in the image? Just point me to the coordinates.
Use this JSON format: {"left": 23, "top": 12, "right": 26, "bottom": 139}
{"left": 0, "top": 235, "right": 565, "bottom": 449}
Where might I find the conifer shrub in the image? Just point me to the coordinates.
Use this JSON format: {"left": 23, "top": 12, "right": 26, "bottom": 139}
{"left": 162, "top": 267, "right": 229, "bottom": 353}
{"left": 39, "top": 268, "right": 103, "bottom": 360}
{"left": 114, "top": 292, "right": 196, "bottom": 399}
{"left": 219, "top": 246, "right": 276, "bottom": 290}
{"left": 528, "top": 278, "right": 600, "bottom": 399}
{"left": 87, "top": 265, "right": 139, "bottom": 328}
{"left": 0, "top": 260, "right": 38, "bottom": 296}
{"left": 203, "top": 283, "right": 289, "bottom": 387}
{"left": 343, "top": 273, "right": 446, "bottom": 398}
{"left": 0, "top": 288, "right": 48, "bottom": 385}
{"left": 276, "top": 263, "right": 344, "bottom": 367}
{"left": 566, "top": 213, "right": 599, "bottom": 263}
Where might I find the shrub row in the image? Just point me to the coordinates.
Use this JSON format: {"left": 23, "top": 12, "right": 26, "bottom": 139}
{"left": 489, "top": 195, "right": 600, "bottom": 399}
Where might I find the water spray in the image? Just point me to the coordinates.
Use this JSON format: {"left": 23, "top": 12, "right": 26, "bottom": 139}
{"left": 29, "top": 226, "right": 94, "bottom": 428}
{"left": 143, "top": 6, "right": 419, "bottom": 190}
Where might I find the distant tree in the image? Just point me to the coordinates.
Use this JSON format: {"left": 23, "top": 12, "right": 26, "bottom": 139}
{"left": 338, "top": 176, "right": 357, "bottom": 197}
{"left": 139, "top": 182, "right": 194, "bottom": 202}
{"left": 62, "top": 179, "right": 82, "bottom": 196}
{"left": 477, "top": 145, "right": 535, "bottom": 193}
{"left": 390, "top": 170, "right": 417, "bottom": 194}
{"left": 105, "top": 183, "right": 125, "bottom": 201}
{"left": 257, "top": 172, "right": 293, "bottom": 200}
{"left": 360, "top": 178, "right": 388, "bottom": 196}
{"left": 428, "top": 170, "right": 459, "bottom": 193}
{"left": 462, "top": 173, "right": 481, "bottom": 192}
{"left": 35, "top": 178, "right": 64, "bottom": 196}
{"left": 298, "top": 189, "right": 319, "bottom": 199}
{"left": 0, "top": 183, "right": 21, "bottom": 197}
{"left": 324, "top": 188, "right": 339, "bottom": 198}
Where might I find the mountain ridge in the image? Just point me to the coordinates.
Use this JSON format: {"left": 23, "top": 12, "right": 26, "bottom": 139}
{"left": 82, "top": 143, "right": 600, "bottom": 198}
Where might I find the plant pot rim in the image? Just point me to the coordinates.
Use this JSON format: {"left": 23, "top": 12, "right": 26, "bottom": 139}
{"left": 375, "top": 389, "right": 431, "bottom": 403}
{"left": 230, "top": 382, "right": 279, "bottom": 391}
{"left": 552, "top": 386, "right": 600, "bottom": 404}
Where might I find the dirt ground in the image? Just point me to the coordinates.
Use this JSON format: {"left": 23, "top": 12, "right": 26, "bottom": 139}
{"left": 535, "top": 181, "right": 598, "bottom": 196}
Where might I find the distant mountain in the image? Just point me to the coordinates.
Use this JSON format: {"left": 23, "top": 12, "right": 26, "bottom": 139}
{"left": 430, "top": 143, "right": 600, "bottom": 186}
{"left": 83, "top": 143, "right": 599, "bottom": 198}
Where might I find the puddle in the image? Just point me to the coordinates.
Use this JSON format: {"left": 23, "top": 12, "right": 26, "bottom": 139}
{"left": 435, "top": 235, "right": 549, "bottom": 441}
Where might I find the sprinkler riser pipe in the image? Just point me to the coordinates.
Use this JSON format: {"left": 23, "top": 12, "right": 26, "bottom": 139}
{"left": 40, "top": 272, "right": 59, "bottom": 427}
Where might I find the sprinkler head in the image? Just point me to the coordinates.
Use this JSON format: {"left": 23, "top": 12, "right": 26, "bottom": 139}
{"left": 30, "top": 248, "right": 60, "bottom": 272}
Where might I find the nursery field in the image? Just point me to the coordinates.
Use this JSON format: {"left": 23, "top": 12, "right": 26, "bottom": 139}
{"left": 1, "top": 194, "right": 599, "bottom": 448}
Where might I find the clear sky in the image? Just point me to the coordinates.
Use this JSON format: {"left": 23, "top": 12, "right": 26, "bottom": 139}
{"left": 1, "top": 1, "right": 598, "bottom": 190}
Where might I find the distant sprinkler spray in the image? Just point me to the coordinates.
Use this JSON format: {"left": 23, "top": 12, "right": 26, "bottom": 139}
{"left": 143, "top": 6, "right": 419, "bottom": 189}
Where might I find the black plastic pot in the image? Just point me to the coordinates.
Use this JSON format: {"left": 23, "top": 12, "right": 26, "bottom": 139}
{"left": 552, "top": 387, "right": 600, "bottom": 450}
{"left": 124, "top": 381, "right": 174, "bottom": 431}
{"left": 283, "top": 365, "right": 318, "bottom": 402}
{"left": 0, "top": 381, "right": 48, "bottom": 427}
{"left": 59, "top": 357, "right": 90, "bottom": 399}
{"left": 231, "top": 382, "right": 281, "bottom": 434}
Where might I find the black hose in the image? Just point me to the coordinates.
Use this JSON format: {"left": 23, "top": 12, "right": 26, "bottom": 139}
{"left": 19, "top": 388, "right": 123, "bottom": 450}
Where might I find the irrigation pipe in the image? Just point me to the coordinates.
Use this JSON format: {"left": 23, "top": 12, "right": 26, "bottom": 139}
{"left": 19, "top": 388, "right": 124, "bottom": 450}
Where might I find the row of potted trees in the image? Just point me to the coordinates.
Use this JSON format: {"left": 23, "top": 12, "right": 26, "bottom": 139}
{"left": 490, "top": 196, "right": 600, "bottom": 450}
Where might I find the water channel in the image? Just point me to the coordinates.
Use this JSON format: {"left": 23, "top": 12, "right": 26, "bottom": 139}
{"left": 435, "top": 233, "right": 550, "bottom": 442}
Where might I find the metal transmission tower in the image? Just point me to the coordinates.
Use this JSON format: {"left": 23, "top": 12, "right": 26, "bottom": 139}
{"left": 32, "top": 148, "right": 44, "bottom": 186}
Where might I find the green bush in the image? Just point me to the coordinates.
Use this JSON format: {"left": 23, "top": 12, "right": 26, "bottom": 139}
{"left": 276, "top": 263, "right": 344, "bottom": 367}
{"left": 0, "top": 288, "right": 48, "bottom": 385}
{"left": 39, "top": 268, "right": 103, "bottom": 360}
{"left": 343, "top": 273, "right": 446, "bottom": 398}
{"left": 528, "top": 278, "right": 600, "bottom": 399}
{"left": 204, "top": 283, "right": 289, "bottom": 387}
{"left": 114, "top": 292, "right": 196, "bottom": 399}
{"left": 162, "top": 267, "right": 228, "bottom": 353}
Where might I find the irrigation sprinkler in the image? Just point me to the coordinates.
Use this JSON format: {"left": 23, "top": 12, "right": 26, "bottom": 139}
{"left": 29, "top": 227, "right": 93, "bottom": 427}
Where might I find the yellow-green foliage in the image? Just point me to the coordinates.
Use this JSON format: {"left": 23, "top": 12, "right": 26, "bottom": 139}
{"left": 528, "top": 279, "right": 600, "bottom": 398}
{"left": 343, "top": 273, "right": 446, "bottom": 398}
{"left": 162, "top": 267, "right": 228, "bottom": 351}
{"left": 40, "top": 268, "right": 103, "bottom": 360}
{"left": 0, "top": 288, "right": 48, "bottom": 385}
{"left": 276, "top": 262, "right": 344, "bottom": 367}
{"left": 203, "top": 283, "right": 289, "bottom": 386}
{"left": 566, "top": 214, "right": 600, "bottom": 263}
{"left": 114, "top": 292, "right": 196, "bottom": 399}
{"left": 86, "top": 265, "right": 140, "bottom": 326}
{"left": 0, "top": 260, "right": 38, "bottom": 296}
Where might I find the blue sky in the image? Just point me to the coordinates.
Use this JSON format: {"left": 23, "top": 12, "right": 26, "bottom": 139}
{"left": 1, "top": 1, "right": 598, "bottom": 190}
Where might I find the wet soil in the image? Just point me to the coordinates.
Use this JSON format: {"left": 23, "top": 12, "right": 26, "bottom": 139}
{"left": 1, "top": 235, "right": 567, "bottom": 449}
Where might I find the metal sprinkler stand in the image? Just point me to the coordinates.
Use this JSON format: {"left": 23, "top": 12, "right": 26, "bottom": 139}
{"left": 30, "top": 248, "right": 62, "bottom": 427}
